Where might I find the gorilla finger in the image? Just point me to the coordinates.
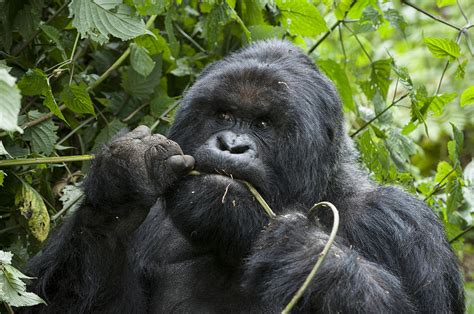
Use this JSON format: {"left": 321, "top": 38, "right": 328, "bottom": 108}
{"left": 127, "top": 125, "right": 152, "bottom": 139}
{"left": 166, "top": 155, "right": 195, "bottom": 174}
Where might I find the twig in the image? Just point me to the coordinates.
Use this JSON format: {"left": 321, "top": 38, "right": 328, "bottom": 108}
{"left": 400, "top": 0, "right": 461, "bottom": 31}
{"left": 450, "top": 225, "right": 474, "bottom": 243}
{"left": 456, "top": 0, "right": 470, "bottom": 25}
{"left": 423, "top": 168, "right": 456, "bottom": 201}
{"left": 281, "top": 201, "right": 340, "bottom": 314}
{"left": 435, "top": 32, "right": 463, "bottom": 94}
{"left": 175, "top": 23, "right": 206, "bottom": 53}
{"left": 351, "top": 93, "right": 409, "bottom": 137}
{"left": 307, "top": 0, "right": 356, "bottom": 54}
{"left": 0, "top": 155, "right": 95, "bottom": 167}
{"left": 343, "top": 24, "right": 373, "bottom": 63}
{"left": 150, "top": 99, "right": 181, "bottom": 131}
{"left": 12, "top": 1, "right": 71, "bottom": 56}
{"left": 69, "top": 32, "right": 81, "bottom": 85}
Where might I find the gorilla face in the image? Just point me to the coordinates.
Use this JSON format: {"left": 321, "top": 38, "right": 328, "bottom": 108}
{"left": 165, "top": 40, "right": 345, "bottom": 263}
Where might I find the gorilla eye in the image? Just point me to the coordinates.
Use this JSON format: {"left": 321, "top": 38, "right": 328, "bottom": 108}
{"left": 217, "top": 112, "right": 233, "bottom": 122}
{"left": 254, "top": 119, "right": 270, "bottom": 130}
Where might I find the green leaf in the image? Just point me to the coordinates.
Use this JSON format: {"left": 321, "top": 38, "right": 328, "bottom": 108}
{"left": 202, "top": 3, "right": 234, "bottom": 49}
{"left": 248, "top": 25, "right": 285, "bottom": 41}
{"left": 17, "top": 69, "right": 66, "bottom": 122}
{"left": 424, "top": 37, "right": 460, "bottom": 60}
{"left": 15, "top": 181, "right": 50, "bottom": 242}
{"left": 130, "top": 43, "right": 156, "bottom": 77}
{"left": 460, "top": 86, "right": 474, "bottom": 107}
{"left": 429, "top": 93, "right": 457, "bottom": 116}
{"left": 40, "top": 24, "right": 67, "bottom": 60}
{"left": 276, "top": 0, "right": 328, "bottom": 37}
{"left": 69, "top": 0, "right": 152, "bottom": 44}
{"left": 20, "top": 111, "right": 59, "bottom": 155}
{"left": 130, "top": 0, "right": 171, "bottom": 15}
{"left": 436, "top": 0, "right": 456, "bottom": 7}
{"left": 0, "top": 170, "right": 5, "bottom": 186}
{"left": 0, "top": 262, "right": 46, "bottom": 307}
{"left": 0, "top": 68, "right": 23, "bottom": 133}
{"left": 121, "top": 57, "right": 162, "bottom": 99}
{"left": 435, "top": 161, "right": 454, "bottom": 184}
{"left": 92, "top": 119, "right": 127, "bottom": 152}
{"left": 17, "top": 69, "right": 49, "bottom": 96}
{"left": 135, "top": 30, "right": 172, "bottom": 62}
{"left": 317, "top": 59, "right": 355, "bottom": 112}
{"left": 60, "top": 84, "right": 95, "bottom": 115}
{"left": 384, "top": 8, "right": 407, "bottom": 34}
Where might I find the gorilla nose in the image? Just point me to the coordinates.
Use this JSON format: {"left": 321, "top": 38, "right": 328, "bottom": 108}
{"left": 209, "top": 132, "right": 256, "bottom": 157}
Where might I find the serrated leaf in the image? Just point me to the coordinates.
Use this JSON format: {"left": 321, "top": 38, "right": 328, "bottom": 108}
{"left": 435, "top": 161, "right": 454, "bottom": 184}
{"left": 0, "top": 263, "right": 46, "bottom": 307}
{"left": 0, "top": 250, "right": 13, "bottom": 264}
{"left": 317, "top": 59, "right": 354, "bottom": 112}
{"left": 21, "top": 111, "right": 59, "bottom": 155}
{"left": 276, "top": 0, "right": 328, "bottom": 37}
{"left": 424, "top": 37, "right": 460, "bottom": 60}
{"left": 60, "top": 84, "right": 95, "bottom": 115}
{"left": 121, "top": 57, "right": 162, "bottom": 99}
{"left": 460, "top": 86, "right": 474, "bottom": 107}
{"left": 0, "top": 68, "right": 23, "bottom": 133}
{"left": 17, "top": 69, "right": 66, "bottom": 122}
{"left": 384, "top": 8, "right": 407, "bottom": 34}
{"left": 69, "top": 0, "right": 152, "bottom": 45}
{"left": 15, "top": 181, "right": 50, "bottom": 242}
{"left": 59, "top": 184, "right": 85, "bottom": 218}
{"left": 40, "top": 24, "right": 67, "bottom": 60}
{"left": 92, "top": 119, "right": 127, "bottom": 152}
{"left": 429, "top": 93, "right": 457, "bottom": 116}
{"left": 130, "top": 43, "right": 155, "bottom": 77}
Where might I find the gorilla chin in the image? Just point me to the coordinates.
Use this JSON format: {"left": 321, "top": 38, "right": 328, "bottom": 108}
{"left": 165, "top": 173, "right": 269, "bottom": 264}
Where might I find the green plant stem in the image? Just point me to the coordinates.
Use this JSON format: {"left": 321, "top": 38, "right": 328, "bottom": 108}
{"left": 0, "top": 155, "right": 95, "bottom": 167}
{"left": 450, "top": 225, "right": 474, "bottom": 243}
{"left": 281, "top": 201, "right": 340, "bottom": 314}
{"left": 350, "top": 93, "right": 409, "bottom": 137}
{"left": 343, "top": 23, "right": 373, "bottom": 63}
{"left": 187, "top": 170, "right": 276, "bottom": 218}
{"left": 423, "top": 168, "right": 456, "bottom": 201}
{"left": 435, "top": 31, "right": 463, "bottom": 94}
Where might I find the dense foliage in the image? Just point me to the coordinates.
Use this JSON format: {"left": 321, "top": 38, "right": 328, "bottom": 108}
{"left": 0, "top": 0, "right": 473, "bottom": 310}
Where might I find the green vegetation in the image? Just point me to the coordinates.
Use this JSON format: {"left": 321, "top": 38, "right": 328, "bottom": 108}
{"left": 0, "top": 0, "right": 473, "bottom": 310}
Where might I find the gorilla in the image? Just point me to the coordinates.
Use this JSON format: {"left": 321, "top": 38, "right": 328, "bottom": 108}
{"left": 23, "top": 40, "right": 463, "bottom": 313}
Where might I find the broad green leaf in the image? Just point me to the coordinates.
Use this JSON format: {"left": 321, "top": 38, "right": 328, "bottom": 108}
{"left": 130, "top": 43, "right": 156, "bottom": 77}
{"left": 385, "top": 129, "right": 415, "bottom": 167}
{"left": 40, "top": 24, "right": 67, "bottom": 60}
{"left": 276, "top": 0, "right": 328, "bottom": 37}
{"left": 60, "top": 84, "right": 95, "bottom": 115}
{"left": 317, "top": 59, "right": 355, "bottom": 112}
{"left": 361, "top": 59, "right": 392, "bottom": 101}
{"left": 92, "top": 119, "right": 127, "bottom": 152}
{"left": 241, "top": 0, "right": 265, "bottom": 25}
{"left": 135, "top": 30, "right": 172, "bottom": 62}
{"left": 248, "top": 25, "right": 285, "bottom": 41}
{"left": 435, "top": 161, "right": 454, "bottom": 184}
{"left": 455, "top": 60, "right": 467, "bottom": 80}
{"left": 69, "top": 0, "right": 152, "bottom": 44}
{"left": 202, "top": 3, "right": 234, "bottom": 49}
{"left": 0, "top": 68, "right": 23, "bottom": 133}
{"left": 17, "top": 69, "right": 49, "bottom": 96}
{"left": 121, "top": 57, "right": 162, "bottom": 99}
{"left": 424, "top": 37, "right": 460, "bottom": 60}
{"left": 429, "top": 93, "right": 457, "bottom": 116}
{"left": 20, "top": 111, "right": 59, "bottom": 155}
{"left": 437, "top": 0, "right": 456, "bottom": 7}
{"left": 15, "top": 182, "right": 50, "bottom": 242}
{"left": 17, "top": 69, "right": 66, "bottom": 122}
{"left": 0, "top": 262, "right": 46, "bottom": 307}
{"left": 0, "top": 170, "right": 4, "bottom": 186}
{"left": 460, "top": 86, "right": 474, "bottom": 107}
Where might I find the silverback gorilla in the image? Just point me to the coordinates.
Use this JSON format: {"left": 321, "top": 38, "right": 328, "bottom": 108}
{"left": 23, "top": 40, "right": 463, "bottom": 313}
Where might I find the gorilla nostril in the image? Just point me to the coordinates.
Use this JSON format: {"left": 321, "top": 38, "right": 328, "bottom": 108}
{"left": 230, "top": 145, "right": 250, "bottom": 154}
{"left": 217, "top": 136, "right": 229, "bottom": 151}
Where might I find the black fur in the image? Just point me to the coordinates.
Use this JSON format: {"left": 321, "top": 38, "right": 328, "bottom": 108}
{"left": 21, "top": 40, "right": 464, "bottom": 313}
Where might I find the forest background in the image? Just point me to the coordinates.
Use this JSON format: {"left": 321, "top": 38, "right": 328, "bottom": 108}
{"left": 0, "top": 0, "right": 473, "bottom": 311}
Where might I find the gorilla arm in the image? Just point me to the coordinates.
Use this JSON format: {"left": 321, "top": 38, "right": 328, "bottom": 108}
{"left": 22, "top": 126, "right": 194, "bottom": 313}
{"left": 243, "top": 187, "right": 463, "bottom": 313}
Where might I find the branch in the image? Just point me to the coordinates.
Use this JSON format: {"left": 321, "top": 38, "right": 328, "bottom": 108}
{"left": 350, "top": 93, "right": 409, "bottom": 137}
{"left": 400, "top": 0, "right": 461, "bottom": 31}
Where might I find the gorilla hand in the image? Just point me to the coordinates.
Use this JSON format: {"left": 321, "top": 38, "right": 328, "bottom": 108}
{"left": 82, "top": 126, "right": 194, "bottom": 232}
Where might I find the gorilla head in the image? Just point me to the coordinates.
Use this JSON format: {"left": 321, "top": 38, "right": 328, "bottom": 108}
{"left": 166, "top": 40, "right": 347, "bottom": 263}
